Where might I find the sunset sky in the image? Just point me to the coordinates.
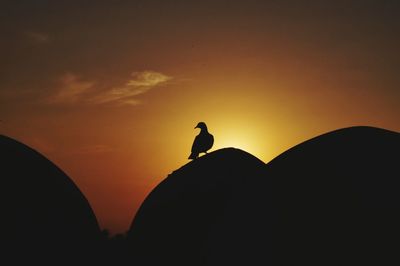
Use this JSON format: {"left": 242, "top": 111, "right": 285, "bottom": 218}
{"left": 1, "top": 1, "right": 399, "bottom": 234}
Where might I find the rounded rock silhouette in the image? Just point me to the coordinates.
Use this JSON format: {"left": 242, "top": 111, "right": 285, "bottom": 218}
{"left": 263, "top": 126, "right": 400, "bottom": 265}
{"left": 128, "top": 148, "right": 266, "bottom": 265}
{"left": 0, "top": 135, "right": 101, "bottom": 261}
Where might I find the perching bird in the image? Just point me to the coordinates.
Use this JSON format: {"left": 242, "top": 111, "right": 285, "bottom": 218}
{"left": 188, "top": 122, "right": 214, "bottom": 160}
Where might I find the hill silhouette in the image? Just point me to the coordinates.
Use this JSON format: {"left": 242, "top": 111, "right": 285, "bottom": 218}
{"left": 128, "top": 126, "right": 400, "bottom": 265}
{"left": 264, "top": 126, "right": 400, "bottom": 265}
{"left": 0, "top": 135, "right": 101, "bottom": 263}
{"left": 127, "top": 148, "right": 266, "bottom": 265}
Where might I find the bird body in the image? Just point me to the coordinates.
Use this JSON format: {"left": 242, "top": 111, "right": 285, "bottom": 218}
{"left": 188, "top": 122, "right": 214, "bottom": 160}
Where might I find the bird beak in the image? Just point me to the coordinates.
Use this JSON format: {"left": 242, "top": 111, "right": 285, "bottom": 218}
{"left": 194, "top": 126, "right": 198, "bottom": 129}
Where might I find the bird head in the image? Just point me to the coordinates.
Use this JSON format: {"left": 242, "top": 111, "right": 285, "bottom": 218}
{"left": 195, "top": 122, "right": 207, "bottom": 130}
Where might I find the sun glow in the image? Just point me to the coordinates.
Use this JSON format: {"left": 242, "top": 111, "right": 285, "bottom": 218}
{"left": 211, "top": 126, "right": 269, "bottom": 163}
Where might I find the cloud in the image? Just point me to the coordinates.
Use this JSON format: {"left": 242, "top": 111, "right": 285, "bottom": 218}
{"left": 92, "top": 71, "right": 172, "bottom": 106}
{"left": 47, "top": 73, "right": 95, "bottom": 104}
{"left": 10, "top": 70, "right": 171, "bottom": 107}
{"left": 127, "top": 71, "right": 172, "bottom": 87}
{"left": 25, "top": 31, "right": 50, "bottom": 44}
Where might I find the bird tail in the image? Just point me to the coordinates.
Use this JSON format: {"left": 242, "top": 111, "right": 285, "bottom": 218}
{"left": 188, "top": 152, "right": 198, "bottom": 160}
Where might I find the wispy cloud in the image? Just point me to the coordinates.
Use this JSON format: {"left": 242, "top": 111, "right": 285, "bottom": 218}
{"left": 25, "top": 31, "right": 50, "bottom": 44}
{"left": 92, "top": 71, "right": 172, "bottom": 106}
{"left": 127, "top": 71, "right": 172, "bottom": 87}
{"left": 5, "top": 70, "right": 171, "bottom": 107}
{"left": 47, "top": 73, "right": 95, "bottom": 104}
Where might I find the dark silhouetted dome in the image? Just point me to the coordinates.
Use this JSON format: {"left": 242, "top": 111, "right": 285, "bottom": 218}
{"left": 128, "top": 148, "right": 266, "bottom": 265}
{"left": 0, "top": 135, "right": 101, "bottom": 261}
{"left": 263, "top": 126, "right": 400, "bottom": 265}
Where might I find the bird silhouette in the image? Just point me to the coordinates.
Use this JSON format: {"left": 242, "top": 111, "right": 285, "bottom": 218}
{"left": 188, "top": 122, "right": 214, "bottom": 160}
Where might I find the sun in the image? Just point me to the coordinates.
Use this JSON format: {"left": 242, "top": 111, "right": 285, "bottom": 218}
{"left": 211, "top": 128, "right": 268, "bottom": 163}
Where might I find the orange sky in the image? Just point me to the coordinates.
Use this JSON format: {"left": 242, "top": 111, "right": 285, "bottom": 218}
{"left": 1, "top": 1, "right": 399, "bottom": 234}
